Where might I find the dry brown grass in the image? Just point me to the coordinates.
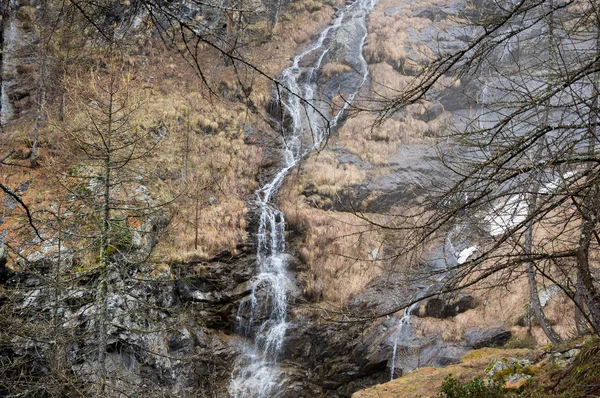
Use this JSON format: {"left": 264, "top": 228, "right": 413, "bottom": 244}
{"left": 411, "top": 273, "right": 577, "bottom": 347}
{"left": 321, "top": 62, "right": 353, "bottom": 77}
{"left": 300, "top": 150, "right": 367, "bottom": 196}
{"left": 332, "top": 110, "right": 446, "bottom": 165}
{"left": 277, "top": 156, "right": 391, "bottom": 303}
{"left": 364, "top": 0, "right": 433, "bottom": 72}
{"left": 286, "top": 205, "right": 385, "bottom": 303}
{"left": 0, "top": 0, "right": 342, "bottom": 266}
{"left": 368, "top": 62, "right": 414, "bottom": 99}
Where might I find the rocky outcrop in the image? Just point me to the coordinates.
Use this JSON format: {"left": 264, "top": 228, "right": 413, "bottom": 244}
{"left": 173, "top": 252, "right": 256, "bottom": 330}
{"left": 411, "top": 294, "right": 477, "bottom": 319}
{"left": 464, "top": 328, "right": 511, "bottom": 349}
{"left": 1, "top": 249, "right": 257, "bottom": 397}
{"left": 1, "top": 2, "right": 37, "bottom": 124}
{"left": 280, "top": 317, "right": 390, "bottom": 397}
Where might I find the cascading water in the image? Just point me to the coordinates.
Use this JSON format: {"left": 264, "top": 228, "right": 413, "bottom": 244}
{"left": 389, "top": 305, "right": 416, "bottom": 380}
{"left": 229, "top": 0, "right": 377, "bottom": 396}
{"left": 388, "top": 231, "right": 478, "bottom": 380}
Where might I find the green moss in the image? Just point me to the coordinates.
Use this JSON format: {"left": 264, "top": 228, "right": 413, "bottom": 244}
{"left": 438, "top": 375, "right": 506, "bottom": 398}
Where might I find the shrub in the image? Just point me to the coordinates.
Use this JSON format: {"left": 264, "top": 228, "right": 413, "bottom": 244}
{"left": 503, "top": 335, "right": 537, "bottom": 350}
{"left": 439, "top": 375, "right": 506, "bottom": 398}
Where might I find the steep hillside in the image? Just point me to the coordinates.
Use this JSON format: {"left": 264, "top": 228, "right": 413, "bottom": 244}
{"left": 1, "top": 0, "right": 599, "bottom": 396}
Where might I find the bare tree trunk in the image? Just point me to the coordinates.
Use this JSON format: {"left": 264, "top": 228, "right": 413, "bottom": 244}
{"left": 30, "top": 3, "right": 49, "bottom": 167}
{"left": 575, "top": 275, "right": 589, "bottom": 335}
{"left": 97, "top": 89, "right": 114, "bottom": 395}
{"left": 525, "top": 225, "right": 561, "bottom": 344}
{"left": 184, "top": 112, "right": 190, "bottom": 183}
{"left": 576, "top": 237, "right": 600, "bottom": 334}
{"left": 575, "top": 15, "right": 600, "bottom": 335}
{"left": 0, "top": 3, "right": 8, "bottom": 130}
{"left": 523, "top": 4, "right": 562, "bottom": 343}
{"left": 195, "top": 192, "right": 199, "bottom": 250}
{"left": 30, "top": 55, "right": 46, "bottom": 167}
{"left": 51, "top": 202, "right": 68, "bottom": 378}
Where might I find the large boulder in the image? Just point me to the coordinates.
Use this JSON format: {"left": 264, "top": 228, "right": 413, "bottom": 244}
{"left": 412, "top": 294, "right": 477, "bottom": 318}
{"left": 464, "top": 328, "right": 511, "bottom": 349}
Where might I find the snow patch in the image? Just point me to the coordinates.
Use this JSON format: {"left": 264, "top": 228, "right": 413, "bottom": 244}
{"left": 457, "top": 246, "right": 478, "bottom": 264}
{"left": 485, "top": 195, "right": 528, "bottom": 236}
{"left": 539, "top": 171, "right": 577, "bottom": 194}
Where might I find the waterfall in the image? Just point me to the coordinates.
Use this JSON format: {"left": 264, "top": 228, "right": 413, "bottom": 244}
{"left": 389, "top": 306, "right": 413, "bottom": 380}
{"left": 229, "top": 0, "right": 378, "bottom": 396}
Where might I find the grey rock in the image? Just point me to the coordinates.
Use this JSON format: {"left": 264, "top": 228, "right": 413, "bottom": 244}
{"left": 384, "top": 6, "right": 404, "bottom": 16}
{"left": 412, "top": 294, "right": 477, "bottom": 318}
{"left": 465, "top": 328, "right": 511, "bottom": 349}
{"left": 486, "top": 357, "right": 531, "bottom": 379}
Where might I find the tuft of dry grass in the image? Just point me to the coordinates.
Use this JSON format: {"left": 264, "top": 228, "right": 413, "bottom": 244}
{"left": 332, "top": 110, "right": 446, "bottom": 165}
{"left": 321, "top": 62, "right": 352, "bottom": 77}
{"left": 364, "top": 3, "right": 433, "bottom": 73}
{"left": 278, "top": 157, "right": 390, "bottom": 303}
{"left": 300, "top": 150, "right": 367, "bottom": 196}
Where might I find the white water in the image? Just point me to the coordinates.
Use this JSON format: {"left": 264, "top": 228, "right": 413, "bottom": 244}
{"left": 229, "top": 0, "right": 377, "bottom": 396}
{"left": 389, "top": 305, "right": 414, "bottom": 380}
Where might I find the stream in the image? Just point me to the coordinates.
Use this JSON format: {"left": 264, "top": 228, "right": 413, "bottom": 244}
{"left": 228, "top": 0, "right": 377, "bottom": 396}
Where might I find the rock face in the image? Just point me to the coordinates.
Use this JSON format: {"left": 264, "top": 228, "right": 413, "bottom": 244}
{"left": 2, "top": 3, "right": 38, "bottom": 124}
{"left": 464, "top": 328, "right": 512, "bottom": 349}
{"left": 281, "top": 318, "right": 390, "bottom": 397}
{"left": 411, "top": 294, "right": 477, "bottom": 319}
{"left": 0, "top": 190, "right": 260, "bottom": 397}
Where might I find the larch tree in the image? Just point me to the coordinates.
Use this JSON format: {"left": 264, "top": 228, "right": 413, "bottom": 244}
{"left": 56, "top": 54, "right": 167, "bottom": 394}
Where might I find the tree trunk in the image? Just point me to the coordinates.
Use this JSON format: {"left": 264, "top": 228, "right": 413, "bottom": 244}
{"left": 575, "top": 274, "right": 590, "bottom": 335}
{"left": 575, "top": 16, "right": 600, "bottom": 335}
{"left": 30, "top": 5, "right": 49, "bottom": 167}
{"left": 97, "top": 90, "right": 114, "bottom": 395}
{"left": 195, "top": 192, "right": 199, "bottom": 250}
{"left": 30, "top": 55, "right": 46, "bottom": 167}
{"left": 51, "top": 203, "right": 68, "bottom": 378}
{"left": 525, "top": 175, "right": 561, "bottom": 343}
{"left": 0, "top": 3, "right": 8, "bottom": 129}
{"left": 526, "top": 6, "right": 561, "bottom": 338}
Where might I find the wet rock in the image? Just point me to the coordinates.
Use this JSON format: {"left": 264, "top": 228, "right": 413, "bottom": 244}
{"left": 412, "top": 294, "right": 476, "bottom": 318}
{"left": 347, "top": 271, "right": 426, "bottom": 317}
{"left": 281, "top": 318, "right": 390, "bottom": 397}
{"left": 421, "top": 342, "right": 469, "bottom": 367}
{"left": 413, "top": 103, "right": 445, "bottom": 122}
{"left": 384, "top": 6, "right": 403, "bottom": 16}
{"left": 465, "top": 328, "right": 511, "bottom": 349}
{"left": 174, "top": 255, "right": 256, "bottom": 329}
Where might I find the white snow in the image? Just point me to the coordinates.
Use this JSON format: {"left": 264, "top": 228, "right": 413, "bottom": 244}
{"left": 457, "top": 246, "right": 478, "bottom": 264}
{"left": 539, "top": 171, "right": 577, "bottom": 194}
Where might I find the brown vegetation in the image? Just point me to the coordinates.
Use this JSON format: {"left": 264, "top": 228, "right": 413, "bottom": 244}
{"left": 0, "top": 0, "right": 341, "bottom": 266}
{"left": 353, "top": 347, "right": 533, "bottom": 398}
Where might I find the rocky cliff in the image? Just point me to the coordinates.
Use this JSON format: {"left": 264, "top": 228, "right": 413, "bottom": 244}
{"left": 0, "top": 0, "right": 581, "bottom": 396}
